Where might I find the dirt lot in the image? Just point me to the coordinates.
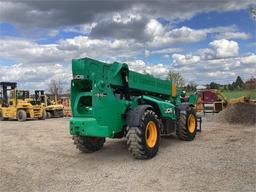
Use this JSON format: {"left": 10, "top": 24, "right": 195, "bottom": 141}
{"left": 0, "top": 118, "right": 255, "bottom": 192}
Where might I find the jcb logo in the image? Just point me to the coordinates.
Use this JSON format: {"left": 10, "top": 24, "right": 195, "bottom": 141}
{"left": 73, "top": 75, "right": 84, "bottom": 79}
{"left": 165, "top": 108, "right": 173, "bottom": 114}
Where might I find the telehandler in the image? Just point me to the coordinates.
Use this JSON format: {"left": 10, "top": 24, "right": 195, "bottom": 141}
{"left": 0, "top": 82, "right": 46, "bottom": 121}
{"left": 69, "top": 58, "right": 199, "bottom": 159}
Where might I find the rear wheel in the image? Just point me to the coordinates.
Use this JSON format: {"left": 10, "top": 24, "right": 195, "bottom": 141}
{"left": 0, "top": 111, "right": 5, "bottom": 121}
{"left": 59, "top": 110, "right": 64, "bottom": 118}
{"left": 176, "top": 107, "right": 197, "bottom": 141}
{"left": 126, "top": 109, "right": 160, "bottom": 159}
{"left": 17, "top": 110, "right": 26, "bottom": 122}
{"left": 73, "top": 136, "right": 105, "bottom": 153}
{"left": 39, "top": 110, "right": 46, "bottom": 120}
{"left": 53, "top": 109, "right": 61, "bottom": 117}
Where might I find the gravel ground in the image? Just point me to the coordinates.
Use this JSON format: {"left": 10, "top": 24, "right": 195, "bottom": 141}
{"left": 209, "top": 103, "right": 256, "bottom": 125}
{"left": 0, "top": 118, "right": 255, "bottom": 192}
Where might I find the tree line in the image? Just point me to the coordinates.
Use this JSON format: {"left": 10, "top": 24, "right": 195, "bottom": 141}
{"left": 166, "top": 71, "right": 256, "bottom": 91}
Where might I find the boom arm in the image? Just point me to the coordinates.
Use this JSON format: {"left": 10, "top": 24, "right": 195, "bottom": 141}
{"left": 72, "top": 58, "right": 178, "bottom": 101}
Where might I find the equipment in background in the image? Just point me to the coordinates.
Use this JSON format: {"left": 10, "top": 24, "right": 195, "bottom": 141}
{"left": 69, "top": 57, "right": 201, "bottom": 159}
{"left": 33, "top": 90, "right": 64, "bottom": 118}
{"left": 0, "top": 82, "right": 46, "bottom": 121}
{"left": 59, "top": 97, "right": 71, "bottom": 117}
{"left": 195, "top": 89, "right": 228, "bottom": 113}
{"left": 229, "top": 96, "right": 251, "bottom": 105}
{"left": 194, "top": 89, "right": 255, "bottom": 114}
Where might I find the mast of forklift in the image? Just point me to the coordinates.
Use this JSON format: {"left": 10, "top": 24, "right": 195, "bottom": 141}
{"left": 0, "top": 82, "right": 17, "bottom": 107}
{"left": 35, "top": 90, "right": 46, "bottom": 105}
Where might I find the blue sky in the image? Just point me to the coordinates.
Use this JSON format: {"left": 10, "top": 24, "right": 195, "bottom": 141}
{"left": 0, "top": 0, "right": 255, "bottom": 90}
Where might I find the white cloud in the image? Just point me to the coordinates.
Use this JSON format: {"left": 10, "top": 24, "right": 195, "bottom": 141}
{"left": 112, "top": 12, "right": 142, "bottom": 24}
{"left": 145, "top": 19, "right": 165, "bottom": 37}
{"left": 144, "top": 48, "right": 181, "bottom": 57}
{"left": 1, "top": 0, "right": 253, "bottom": 30}
{"left": 215, "top": 31, "right": 250, "bottom": 40}
{"left": 172, "top": 54, "right": 256, "bottom": 83}
{"left": 143, "top": 19, "right": 245, "bottom": 49}
{"left": 144, "top": 49, "right": 150, "bottom": 57}
{"left": 57, "top": 36, "right": 142, "bottom": 60}
{"left": 0, "top": 37, "right": 142, "bottom": 65}
{"left": 172, "top": 53, "right": 201, "bottom": 66}
{"left": 207, "top": 71, "right": 236, "bottom": 77}
{"left": 197, "top": 48, "right": 215, "bottom": 60}
{"left": 125, "top": 60, "right": 169, "bottom": 77}
{"left": 0, "top": 63, "right": 71, "bottom": 91}
{"left": 0, "top": 33, "right": 254, "bottom": 90}
{"left": 48, "top": 29, "right": 59, "bottom": 37}
{"left": 241, "top": 54, "right": 256, "bottom": 64}
{"left": 210, "top": 39, "right": 239, "bottom": 58}
{"left": 0, "top": 38, "right": 67, "bottom": 64}
{"left": 163, "top": 54, "right": 170, "bottom": 58}
{"left": 151, "top": 48, "right": 182, "bottom": 54}
{"left": 147, "top": 23, "right": 207, "bottom": 48}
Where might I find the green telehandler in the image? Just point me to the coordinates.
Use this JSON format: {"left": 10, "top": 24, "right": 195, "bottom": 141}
{"left": 69, "top": 57, "right": 200, "bottom": 159}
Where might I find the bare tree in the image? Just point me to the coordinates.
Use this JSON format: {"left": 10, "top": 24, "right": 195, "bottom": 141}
{"left": 166, "top": 70, "right": 185, "bottom": 87}
{"left": 250, "top": 7, "right": 256, "bottom": 20}
{"left": 186, "top": 81, "right": 198, "bottom": 92}
{"left": 48, "top": 79, "right": 64, "bottom": 98}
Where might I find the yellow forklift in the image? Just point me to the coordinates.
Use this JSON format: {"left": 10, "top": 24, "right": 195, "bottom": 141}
{"left": 0, "top": 82, "right": 46, "bottom": 121}
{"left": 33, "top": 90, "right": 64, "bottom": 118}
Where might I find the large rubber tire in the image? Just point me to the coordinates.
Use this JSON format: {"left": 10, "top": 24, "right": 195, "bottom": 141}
{"left": 59, "top": 110, "right": 64, "bottom": 118}
{"left": 176, "top": 107, "right": 197, "bottom": 141}
{"left": 39, "top": 110, "right": 47, "bottom": 120}
{"left": 126, "top": 110, "right": 160, "bottom": 159}
{"left": 17, "top": 110, "right": 27, "bottom": 122}
{"left": 47, "top": 112, "right": 51, "bottom": 119}
{"left": 73, "top": 136, "right": 105, "bottom": 153}
{"left": 0, "top": 111, "right": 5, "bottom": 121}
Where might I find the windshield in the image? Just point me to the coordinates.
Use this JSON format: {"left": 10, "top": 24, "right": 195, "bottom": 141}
{"left": 16, "top": 90, "right": 30, "bottom": 99}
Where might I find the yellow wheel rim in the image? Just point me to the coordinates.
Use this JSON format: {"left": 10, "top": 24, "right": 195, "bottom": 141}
{"left": 145, "top": 121, "right": 157, "bottom": 148}
{"left": 188, "top": 114, "right": 196, "bottom": 133}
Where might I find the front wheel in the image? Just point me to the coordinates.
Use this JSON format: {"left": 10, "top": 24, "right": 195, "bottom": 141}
{"left": 47, "top": 112, "right": 51, "bottom": 119}
{"left": 126, "top": 109, "right": 160, "bottom": 159}
{"left": 73, "top": 136, "right": 105, "bottom": 153}
{"left": 17, "top": 109, "right": 27, "bottom": 122}
{"left": 176, "top": 107, "right": 197, "bottom": 141}
{"left": 39, "top": 110, "right": 47, "bottom": 120}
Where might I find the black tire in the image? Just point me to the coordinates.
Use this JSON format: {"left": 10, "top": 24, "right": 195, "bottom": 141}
{"left": 0, "top": 111, "right": 5, "bottom": 121}
{"left": 47, "top": 112, "right": 51, "bottom": 119}
{"left": 126, "top": 110, "right": 160, "bottom": 159}
{"left": 176, "top": 107, "right": 197, "bottom": 141}
{"left": 59, "top": 110, "right": 64, "bottom": 118}
{"left": 39, "top": 110, "right": 47, "bottom": 120}
{"left": 73, "top": 136, "right": 105, "bottom": 153}
{"left": 17, "top": 109, "right": 27, "bottom": 122}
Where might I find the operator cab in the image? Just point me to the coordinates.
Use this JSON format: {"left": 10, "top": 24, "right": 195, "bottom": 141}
{"left": 15, "top": 90, "right": 30, "bottom": 100}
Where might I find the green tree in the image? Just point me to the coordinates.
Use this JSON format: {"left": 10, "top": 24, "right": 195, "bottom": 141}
{"left": 234, "top": 76, "right": 245, "bottom": 89}
{"left": 228, "top": 83, "right": 234, "bottom": 91}
{"left": 209, "top": 82, "right": 219, "bottom": 89}
{"left": 166, "top": 71, "right": 185, "bottom": 87}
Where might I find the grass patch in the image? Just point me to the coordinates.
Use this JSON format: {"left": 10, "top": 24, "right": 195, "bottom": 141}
{"left": 222, "top": 90, "right": 256, "bottom": 100}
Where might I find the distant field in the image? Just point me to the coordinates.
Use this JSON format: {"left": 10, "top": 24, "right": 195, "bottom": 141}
{"left": 186, "top": 89, "right": 256, "bottom": 100}
{"left": 222, "top": 90, "right": 256, "bottom": 100}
